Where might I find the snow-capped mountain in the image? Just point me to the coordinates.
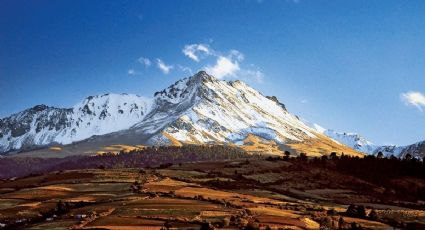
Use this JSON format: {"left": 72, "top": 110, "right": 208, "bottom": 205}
{"left": 137, "top": 72, "right": 317, "bottom": 145}
{"left": 303, "top": 121, "right": 376, "bottom": 154}
{"left": 372, "top": 141, "right": 425, "bottom": 159}
{"left": 373, "top": 145, "right": 404, "bottom": 157}
{"left": 323, "top": 130, "right": 377, "bottom": 154}
{"left": 306, "top": 124, "right": 376, "bottom": 154}
{"left": 0, "top": 94, "right": 152, "bottom": 152}
{"left": 0, "top": 71, "right": 371, "bottom": 156}
{"left": 399, "top": 141, "right": 425, "bottom": 159}
{"left": 305, "top": 122, "right": 425, "bottom": 159}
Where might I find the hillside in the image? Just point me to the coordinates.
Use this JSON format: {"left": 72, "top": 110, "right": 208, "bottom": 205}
{"left": 0, "top": 151, "right": 423, "bottom": 229}
{"left": 0, "top": 71, "right": 362, "bottom": 157}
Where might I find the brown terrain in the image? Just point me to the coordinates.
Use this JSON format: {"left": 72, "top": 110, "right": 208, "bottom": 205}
{"left": 0, "top": 151, "right": 424, "bottom": 230}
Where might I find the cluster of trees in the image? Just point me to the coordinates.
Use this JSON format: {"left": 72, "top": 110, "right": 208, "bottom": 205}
{"left": 267, "top": 150, "right": 425, "bottom": 181}
{"left": 333, "top": 154, "right": 425, "bottom": 180}
{"left": 264, "top": 150, "right": 425, "bottom": 201}
{"left": 301, "top": 152, "right": 425, "bottom": 201}
{"left": 0, "top": 145, "right": 251, "bottom": 179}
{"left": 292, "top": 151, "right": 425, "bottom": 181}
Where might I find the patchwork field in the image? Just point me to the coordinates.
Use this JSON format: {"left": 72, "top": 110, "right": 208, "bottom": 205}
{"left": 0, "top": 158, "right": 423, "bottom": 229}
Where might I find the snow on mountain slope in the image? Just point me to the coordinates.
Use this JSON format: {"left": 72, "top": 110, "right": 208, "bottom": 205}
{"left": 137, "top": 71, "right": 318, "bottom": 146}
{"left": 322, "top": 130, "right": 376, "bottom": 154}
{"left": 372, "top": 141, "right": 425, "bottom": 159}
{"left": 304, "top": 121, "right": 377, "bottom": 154}
{"left": 399, "top": 141, "right": 425, "bottom": 159}
{"left": 372, "top": 145, "right": 404, "bottom": 157}
{"left": 0, "top": 94, "right": 152, "bottom": 152}
{"left": 0, "top": 71, "right": 363, "bottom": 156}
{"left": 304, "top": 121, "right": 425, "bottom": 159}
{"left": 66, "top": 93, "right": 152, "bottom": 142}
{"left": 119, "top": 72, "right": 360, "bottom": 156}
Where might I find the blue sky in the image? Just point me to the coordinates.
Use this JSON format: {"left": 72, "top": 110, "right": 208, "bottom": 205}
{"left": 1, "top": 0, "right": 425, "bottom": 146}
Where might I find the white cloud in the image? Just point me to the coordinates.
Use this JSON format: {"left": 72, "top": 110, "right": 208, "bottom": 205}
{"left": 127, "top": 68, "right": 143, "bottom": 76}
{"left": 156, "top": 58, "right": 173, "bottom": 74}
{"left": 205, "top": 56, "right": 240, "bottom": 79}
{"left": 401, "top": 91, "right": 425, "bottom": 111}
{"left": 301, "top": 99, "right": 308, "bottom": 104}
{"left": 128, "top": 69, "right": 136, "bottom": 75}
{"left": 181, "top": 42, "right": 265, "bottom": 82}
{"left": 138, "top": 57, "right": 151, "bottom": 67}
{"left": 182, "top": 43, "right": 210, "bottom": 62}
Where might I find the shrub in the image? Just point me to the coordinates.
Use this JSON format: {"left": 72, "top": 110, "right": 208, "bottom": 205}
{"left": 327, "top": 208, "right": 337, "bottom": 216}
{"left": 200, "top": 221, "right": 214, "bottom": 230}
{"left": 299, "top": 152, "right": 308, "bottom": 161}
{"left": 338, "top": 216, "right": 345, "bottom": 229}
{"left": 346, "top": 205, "right": 366, "bottom": 218}
{"left": 368, "top": 209, "right": 378, "bottom": 220}
{"left": 244, "top": 222, "right": 260, "bottom": 230}
{"left": 222, "top": 217, "right": 230, "bottom": 227}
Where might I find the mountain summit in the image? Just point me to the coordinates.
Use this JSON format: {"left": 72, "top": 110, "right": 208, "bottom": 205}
{"left": 138, "top": 71, "right": 317, "bottom": 145}
{"left": 0, "top": 93, "right": 152, "bottom": 152}
{"left": 0, "top": 71, "right": 371, "bottom": 157}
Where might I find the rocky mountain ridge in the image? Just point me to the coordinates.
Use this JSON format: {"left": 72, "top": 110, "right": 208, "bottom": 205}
{"left": 0, "top": 71, "right": 422, "bottom": 158}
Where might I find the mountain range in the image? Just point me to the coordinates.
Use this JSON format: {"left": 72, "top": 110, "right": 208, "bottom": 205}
{"left": 0, "top": 71, "right": 423, "bottom": 159}
{"left": 306, "top": 122, "right": 425, "bottom": 159}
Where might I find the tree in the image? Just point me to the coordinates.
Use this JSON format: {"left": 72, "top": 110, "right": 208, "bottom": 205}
{"left": 299, "top": 152, "right": 308, "bottom": 161}
{"left": 369, "top": 209, "right": 378, "bottom": 220}
{"left": 405, "top": 153, "right": 412, "bottom": 161}
{"left": 200, "top": 221, "right": 214, "bottom": 230}
{"left": 244, "top": 222, "right": 260, "bottom": 230}
{"left": 222, "top": 217, "right": 230, "bottom": 227}
{"left": 351, "top": 222, "right": 360, "bottom": 229}
{"left": 338, "top": 217, "right": 345, "bottom": 229}
{"left": 346, "top": 205, "right": 366, "bottom": 218}
{"left": 55, "top": 200, "right": 68, "bottom": 214}
{"left": 320, "top": 216, "right": 333, "bottom": 229}
{"left": 284, "top": 151, "right": 291, "bottom": 160}
{"left": 327, "top": 208, "right": 337, "bottom": 216}
{"left": 330, "top": 152, "right": 338, "bottom": 160}
{"left": 162, "top": 220, "right": 172, "bottom": 230}
{"left": 377, "top": 151, "right": 384, "bottom": 159}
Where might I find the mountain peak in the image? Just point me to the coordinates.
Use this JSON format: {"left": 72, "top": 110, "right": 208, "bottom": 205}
{"left": 153, "top": 71, "right": 220, "bottom": 104}
{"left": 185, "top": 71, "right": 219, "bottom": 90}
{"left": 190, "top": 70, "right": 216, "bottom": 82}
{"left": 30, "top": 104, "right": 50, "bottom": 112}
{"left": 0, "top": 72, "right": 363, "bottom": 157}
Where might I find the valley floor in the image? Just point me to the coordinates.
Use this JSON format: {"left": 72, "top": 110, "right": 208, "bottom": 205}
{"left": 0, "top": 157, "right": 424, "bottom": 229}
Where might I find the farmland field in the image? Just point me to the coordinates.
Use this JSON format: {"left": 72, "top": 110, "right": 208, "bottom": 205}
{"left": 0, "top": 157, "right": 424, "bottom": 229}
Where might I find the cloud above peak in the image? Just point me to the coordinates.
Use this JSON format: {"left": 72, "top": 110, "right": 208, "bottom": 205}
{"left": 156, "top": 58, "right": 173, "bottom": 74}
{"left": 138, "top": 57, "right": 151, "bottom": 67}
{"left": 182, "top": 43, "right": 210, "bottom": 62}
{"left": 205, "top": 56, "right": 240, "bottom": 79}
{"left": 128, "top": 69, "right": 136, "bottom": 75}
{"left": 182, "top": 43, "right": 263, "bottom": 82}
{"left": 401, "top": 91, "right": 425, "bottom": 111}
{"left": 130, "top": 42, "right": 264, "bottom": 81}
